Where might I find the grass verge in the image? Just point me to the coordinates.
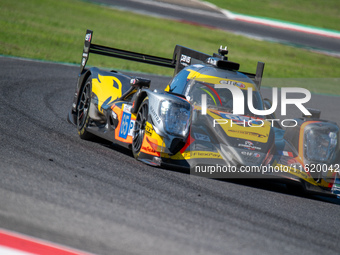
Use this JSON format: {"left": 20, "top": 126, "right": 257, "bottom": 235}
{"left": 206, "top": 0, "right": 340, "bottom": 31}
{"left": 1, "top": 0, "right": 340, "bottom": 94}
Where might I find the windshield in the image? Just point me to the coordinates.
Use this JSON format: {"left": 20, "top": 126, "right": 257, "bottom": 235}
{"left": 184, "top": 79, "right": 264, "bottom": 117}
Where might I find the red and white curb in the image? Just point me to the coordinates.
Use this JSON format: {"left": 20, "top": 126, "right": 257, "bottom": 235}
{"left": 194, "top": 0, "right": 340, "bottom": 40}
{"left": 222, "top": 10, "right": 340, "bottom": 40}
{"left": 0, "top": 229, "right": 94, "bottom": 255}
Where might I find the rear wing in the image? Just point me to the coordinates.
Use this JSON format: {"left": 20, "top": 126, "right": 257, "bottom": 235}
{"left": 80, "top": 29, "right": 265, "bottom": 88}
{"left": 81, "top": 29, "right": 174, "bottom": 73}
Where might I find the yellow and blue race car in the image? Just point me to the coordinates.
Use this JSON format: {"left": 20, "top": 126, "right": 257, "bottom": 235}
{"left": 68, "top": 30, "right": 340, "bottom": 198}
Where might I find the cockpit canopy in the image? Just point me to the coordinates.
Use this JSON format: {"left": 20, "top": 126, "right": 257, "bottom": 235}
{"left": 168, "top": 66, "right": 265, "bottom": 117}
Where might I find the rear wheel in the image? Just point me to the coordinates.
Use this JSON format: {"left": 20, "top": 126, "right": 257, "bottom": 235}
{"left": 77, "top": 76, "right": 95, "bottom": 140}
{"left": 132, "top": 98, "right": 149, "bottom": 158}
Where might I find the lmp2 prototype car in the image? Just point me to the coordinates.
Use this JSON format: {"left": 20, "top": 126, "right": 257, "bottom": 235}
{"left": 68, "top": 30, "right": 340, "bottom": 198}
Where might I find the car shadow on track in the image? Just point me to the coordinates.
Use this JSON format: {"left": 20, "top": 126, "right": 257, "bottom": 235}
{"left": 163, "top": 162, "right": 340, "bottom": 205}
{"left": 225, "top": 178, "right": 340, "bottom": 205}
{"left": 99, "top": 141, "right": 340, "bottom": 205}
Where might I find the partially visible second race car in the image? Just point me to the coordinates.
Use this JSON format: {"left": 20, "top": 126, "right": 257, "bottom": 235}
{"left": 68, "top": 30, "right": 340, "bottom": 198}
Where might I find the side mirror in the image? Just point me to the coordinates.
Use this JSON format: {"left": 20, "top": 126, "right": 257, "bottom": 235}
{"left": 303, "top": 108, "right": 321, "bottom": 119}
{"left": 130, "top": 77, "right": 151, "bottom": 89}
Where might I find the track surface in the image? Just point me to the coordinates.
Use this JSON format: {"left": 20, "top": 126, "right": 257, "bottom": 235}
{"left": 95, "top": 0, "right": 340, "bottom": 54}
{"left": 1, "top": 57, "right": 340, "bottom": 255}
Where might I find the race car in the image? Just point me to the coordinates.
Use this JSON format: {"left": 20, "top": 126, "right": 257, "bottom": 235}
{"left": 68, "top": 29, "right": 340, "bottom": 198}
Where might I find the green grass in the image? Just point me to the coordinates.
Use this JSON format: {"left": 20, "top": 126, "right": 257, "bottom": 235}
{"left": 1, "top": 0, "right": 340, "bottom": 94}
{"left": 207, "top": 0, "right": 340, "bottom": 31}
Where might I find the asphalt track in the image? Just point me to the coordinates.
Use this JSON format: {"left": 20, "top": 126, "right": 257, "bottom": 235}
{"left": 95, "top": 0, "right": 340, "bottom": 54}
{"left": 1, "top": 56, "right": 340, "bottom": 255}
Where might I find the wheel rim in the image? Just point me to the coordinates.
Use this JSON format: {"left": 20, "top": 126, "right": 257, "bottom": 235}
{"left": 133, "top": 103, "right": 148, "bottom": 153}
{"left": 77, "top": 82, "right": 91, "bottom": 129}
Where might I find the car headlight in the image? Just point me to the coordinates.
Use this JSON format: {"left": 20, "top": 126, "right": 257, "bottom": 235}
{"left": 304, "top": 123, "right": 338, "bottom": 162}
{"left": 160, "top": 100, "right": 191, "bottom": 137}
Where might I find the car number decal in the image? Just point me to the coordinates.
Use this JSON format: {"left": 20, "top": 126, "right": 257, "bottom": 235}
{"left": 119, "top": 111, "right": 131, "bottom": 139}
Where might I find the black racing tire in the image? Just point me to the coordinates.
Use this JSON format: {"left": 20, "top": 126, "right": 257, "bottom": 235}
{"left": 132, "top": 98, "right": 149, "bottom": 158}
{"left": 76, "top": 76, "right": 95, "bottom": 140}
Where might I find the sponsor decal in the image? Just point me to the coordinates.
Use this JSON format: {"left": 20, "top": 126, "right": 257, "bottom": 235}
{"left": 128, "top": 120, "right": 135, "bottom": 137}
{"left": 228, "top": 129, "right": 267, "bottom": 138}
{"left": 236, "top": 82, "right": 245, "bottom": 88}
{"left": 241, "top": 151, "right": 253, "bottom": 156}
{"left": 218, "top": 80, "right": 244, "bottom": 89}
{"left": 123, "top": 104, "right": 132, "bottom": 113}
{"left": 142, "top": 146, "right": 156, "bottom": 154}
{"left": 240, "top": 151, "right": 261, "bottom": 158}
{"left": 238, "top": 141, "right": 261, "bottom": 151}
{"left": 85, "top": 33, "right": 91, "bottom": 42}
{"left": 150, "top": 106, "right": 161, "bottom": 124}
{"left": 145, "top": 125, "right": 153, "bottom": 137}
{"left": 190, "top": 151, "right": 222, "bottom": 159}
{"left": 206, "top": 57, "right": 217, "bottom": 66}
{"left": 253, "top": 152, "right": 261, "bottom": 158}
{"left": 220, "top": 80, "right": 237, "bottom": 85}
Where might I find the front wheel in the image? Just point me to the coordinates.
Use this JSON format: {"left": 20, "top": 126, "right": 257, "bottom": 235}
{"left": 76, "top": 76, "right": 95, "bottom": 140}
{"left": 132, "top": 98, "right": 149, "bottom": 158}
